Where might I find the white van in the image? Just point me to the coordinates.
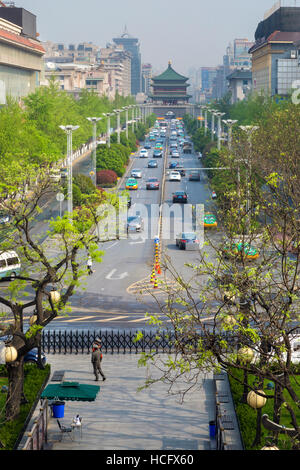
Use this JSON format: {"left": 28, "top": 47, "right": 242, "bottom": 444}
{"left": 49, "top": 168, "right": 61, "bottom": 182}
{"left": 0, "top": 251, "right": 21, "bottom": 279}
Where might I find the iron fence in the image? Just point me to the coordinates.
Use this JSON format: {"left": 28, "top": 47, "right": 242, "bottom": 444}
{"left": 41, "top": 329, "right": 179, "bottom": 355}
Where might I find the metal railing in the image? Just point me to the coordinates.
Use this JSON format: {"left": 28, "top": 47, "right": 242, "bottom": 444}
{"left": 19, "top": 400, "right": 49, "bottom": 450}
{"left": 41, "top": 329, "right": 179, "bottom": 355}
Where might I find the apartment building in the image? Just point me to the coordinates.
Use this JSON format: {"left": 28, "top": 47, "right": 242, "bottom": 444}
{"left": 0, "top": 6, "right": 45, "bottom": 103}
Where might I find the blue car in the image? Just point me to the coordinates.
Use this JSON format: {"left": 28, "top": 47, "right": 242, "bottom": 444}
{"left": 24, "top": 348, "right": 47, "bottom": 366}
{"left": 144, "top": 142, "right": 151, "bottom": 149}
{"left": 169, "top": 162, "right": 178, "bottom": 169}
{"left": 148, "top": 160, "right": 158, "bottom": 168}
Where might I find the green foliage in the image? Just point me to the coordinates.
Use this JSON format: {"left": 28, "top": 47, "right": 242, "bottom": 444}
{"left": 73, "top": 174, "right": 95, "bottom": 195}
{"left": 228, "top": 368, "right": 300, "bottom": 450}
{"left": 0, "top": 364, "right": 50, "bottom": 450}
{"left": 96, "top": 142, "right": 131, "bottom": 176}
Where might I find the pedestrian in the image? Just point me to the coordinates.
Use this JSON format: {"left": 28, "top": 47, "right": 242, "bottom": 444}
{"left": 87, "top": 256, "right": 93, "bottom": 275}
{"left": 91, "top": 341, "right": 106, "bottom": 382}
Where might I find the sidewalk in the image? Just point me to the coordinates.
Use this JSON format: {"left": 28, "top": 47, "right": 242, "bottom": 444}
{"left": 44, "top": 353, "right": 216, "bottom": 451}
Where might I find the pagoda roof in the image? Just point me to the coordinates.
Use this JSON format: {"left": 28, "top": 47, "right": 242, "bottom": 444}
{"left": 152, "top": 62, "right": 189, "bottom": 82}
{"left": 149, "top": 94, "right": 192, "bottom": 99}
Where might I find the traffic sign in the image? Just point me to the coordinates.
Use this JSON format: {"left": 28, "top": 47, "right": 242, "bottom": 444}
{"left": 56, "top": 193, "right": 65, "bottom": 202}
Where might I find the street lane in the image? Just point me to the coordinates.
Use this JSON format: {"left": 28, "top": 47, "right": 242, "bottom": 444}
{"left": 46, "top": 133, "right": 170, "bottom": 329}
{"left": 44, "top": 122, "right": 222, "bottom": 330}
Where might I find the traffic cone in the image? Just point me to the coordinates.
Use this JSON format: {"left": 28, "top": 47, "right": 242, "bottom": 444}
{"left": 157, "top": 264, "right": 162, "bottom": 275}
{"left": 153, "top": 278, "right": 158, "bottom": 289}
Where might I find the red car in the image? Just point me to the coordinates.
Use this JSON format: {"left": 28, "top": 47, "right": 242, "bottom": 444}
{"left": 146, "top": 178, "right": 160, "bottom": 190}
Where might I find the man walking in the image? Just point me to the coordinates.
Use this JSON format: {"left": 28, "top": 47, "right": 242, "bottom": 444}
{"left": 91, "top": 341, "right": 106, "bottom": 382}
{"left": 87, "top": 256, "right": 93, "bottom": 275}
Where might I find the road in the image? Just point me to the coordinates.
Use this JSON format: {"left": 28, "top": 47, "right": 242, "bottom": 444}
{"left": 42, "top": 122, "right": 218, "bottom": 330}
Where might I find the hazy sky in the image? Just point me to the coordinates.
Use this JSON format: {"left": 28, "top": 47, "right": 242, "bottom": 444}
{"left": 13, "top": 0, "right": 286, "bottom": 73}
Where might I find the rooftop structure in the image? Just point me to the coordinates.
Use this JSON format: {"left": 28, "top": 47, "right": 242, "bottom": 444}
{"left": 149, "top": 61, "right": 191, "bottom": 105}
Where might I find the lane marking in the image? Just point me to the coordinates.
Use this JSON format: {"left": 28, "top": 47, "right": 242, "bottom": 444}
{"left": 95, "top": 315, "right": 130, "bottom": 322}
{"left": 66, "top": 315, "right": 96, "bottom": 323}
{"left": 105, "top": 241, "right": 119, "bottom": 250}
{"left": 106, "top": 269, "right": 129, "bottom": 280}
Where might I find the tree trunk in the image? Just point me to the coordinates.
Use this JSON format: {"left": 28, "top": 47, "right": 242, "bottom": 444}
{"left": 241, "top": 370, "right": 249, "bottom": 403}
{"left": 5, "top": 357, "right": 24, "bottom": 421}
{"left": 251, "top": 408, "right": 262, "bottom": 448}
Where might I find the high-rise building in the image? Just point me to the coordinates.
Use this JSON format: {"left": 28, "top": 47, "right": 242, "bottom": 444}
{"left": 233, "top": 39, "right": 254, "bottom": 69}
{"left": 98, "top": 43, "right": 131, "bottom": 97}
{"left": 142, "top": 63, "right": 152, "bottom": 95}
{"left": 113, "top": 26, "right": 141, "bottom": 96}
{"left": 250, "top": 5, "right": 300, "bottom": 96}
{"left": 0, "top": 6, "right": 44, "bottom": 102}
{"left": 201, "top": 67, "right": 218, "bottom": 92}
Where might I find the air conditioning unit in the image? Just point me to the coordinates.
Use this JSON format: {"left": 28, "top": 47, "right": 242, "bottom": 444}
{"left": 291, "top": 50, "right": 297, "bottom": 59}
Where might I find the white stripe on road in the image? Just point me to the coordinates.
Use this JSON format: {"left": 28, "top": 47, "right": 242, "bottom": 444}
{"left": 65, "top": 316, "right": 96, "bottom": 323}
{"left": 95, "top": 316, "right": 131, "bottom": 322}
{"left": 106, "top": 241, "right": 119, "bottom": 250}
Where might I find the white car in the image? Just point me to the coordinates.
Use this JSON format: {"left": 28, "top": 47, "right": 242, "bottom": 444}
{"left": 139, "top": 149, "right": 148, "bottom": 158}
{"left": 131, "top": 169, "right": 142, "bottom": 178}
{"left": 169, "top": 171, "right": 181, "bottom": 182}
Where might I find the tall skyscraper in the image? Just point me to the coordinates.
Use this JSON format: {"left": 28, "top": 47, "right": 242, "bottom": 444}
{"left": 113, "top": 26, "right": 141, "bottom": 96}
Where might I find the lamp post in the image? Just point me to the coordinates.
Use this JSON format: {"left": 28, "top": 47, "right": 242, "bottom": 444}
{"left": 239, "top": 125, "right": 259, "bottom": 221}
{"left": 123, "top": 106, "right": 129, "bottom": 139}
{"left": 134, "top": 105, "right": 139, "bottom": 131}
{"left": 87, "top": 117, "right": 102, "bottom": 186}
{"left": 199, "top": 106, "right": 204, "bottom": 128}
{"left": 215, "top": 112, "right": 225, "bottom": 150}
{"left": 59, "top": 124, "right": 79, "bottom": 217}
{"left": 130, "top": 105, "right": 135, "bottom": 132}
{"left": 222, "top": 119, "right": 238, "bottom": 150}
{"left": 210, "top": 110, "right": 217, "bottom": 142}
{"left": 203, "top": 106, "right": 208, "bottom": 136}
{"left": 113, "top": 109, "right": 121, "bottom": 144}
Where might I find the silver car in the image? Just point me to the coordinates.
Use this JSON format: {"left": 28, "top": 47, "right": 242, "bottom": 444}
{"left": 127, "top": 216, "right": 144, "bottom": 232}
{"left": 176, "top": 232, "right": 200, "bottom": 250}
{"left": 131, "top": 169, "right": 142, "bottom": 178}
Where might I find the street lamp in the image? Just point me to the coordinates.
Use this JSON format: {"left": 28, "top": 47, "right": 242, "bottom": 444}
{"left": 123, "top": 106, "right": 129, "bottom": 139}
{"left": 130, "top": 105, "right": 135, "bottom": 132}
{"left": 87, "top": 117, "right": 102, "bottom": 186}
{"left": 199, "top": 106, "right": 204, "bottom": 128}
{"left": 59, "top": 124, "right": 79, "bottom": 217}
{"left": 239, "top": 125, "right": 259, "bottom": 220}
{"left": 215, "top": 112, "right": 225, "bottom": 150}
{"left": 103, "top": 112, "right": 114, "bottom": 148}
{"left": 113, "top": 109, "right": 121, "bottom": 144}
{"left": 210, "top": 109, "right": 218, "bottom": 142}
{"left": 202, "top": 106, "right": 208, "bottom": 136}
{"left": 222, "top": 119, "right": 238, "bottom": 150}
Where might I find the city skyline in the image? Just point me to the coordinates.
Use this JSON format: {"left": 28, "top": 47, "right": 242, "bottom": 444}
{"left": 10, "top": 0, "right": 285, "bottom": 74}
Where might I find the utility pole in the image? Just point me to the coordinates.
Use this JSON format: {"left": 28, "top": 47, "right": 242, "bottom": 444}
{"left": 87, "top": 117, "right": 102, "bottom": 186}
{"left": 114, "top": 109, "right": 121, "bottom": 144}
{"left": 59, "top": 125, "right": 79, "bottom": 218}
{"left": 239, "top": 125, "right": 259, "bottom": 225}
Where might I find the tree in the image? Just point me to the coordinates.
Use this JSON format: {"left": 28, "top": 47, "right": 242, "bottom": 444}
{"left": 136, "top": 105, "right": 300, "bottom": 449}
{"left": 0, "top": 161, "right": 120, "bottom": 421}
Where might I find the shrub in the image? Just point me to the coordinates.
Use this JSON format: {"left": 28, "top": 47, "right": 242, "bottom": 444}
{"left": 96, "top": 169, "right": 118, "bottom": 185}
{"left": 0, "top": 364, "right": 50, "bottom": 450}
{"left": 73, "top": 174, "right": 95, "bottom": 195}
